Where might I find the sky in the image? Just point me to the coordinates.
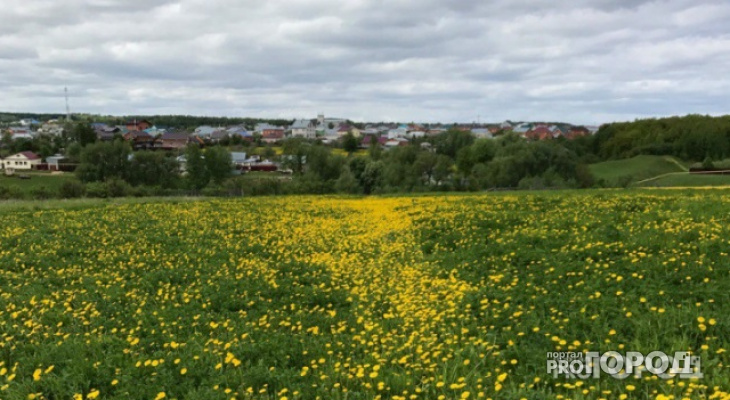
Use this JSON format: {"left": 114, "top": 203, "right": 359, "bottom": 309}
{"left": 1, "top": 0, "right": 729, "bottom": 125}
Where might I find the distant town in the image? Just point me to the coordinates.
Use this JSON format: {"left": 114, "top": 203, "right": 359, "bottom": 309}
{"left": 1, "top": 113, "right": 599, "bottom": 172}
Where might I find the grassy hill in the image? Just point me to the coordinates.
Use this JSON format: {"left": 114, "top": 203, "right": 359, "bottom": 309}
{"left": 589, "top": 155, "right": 688, "bottom": 186}
{"left": 636, "top": 172, "right": 730, "bottom": 188}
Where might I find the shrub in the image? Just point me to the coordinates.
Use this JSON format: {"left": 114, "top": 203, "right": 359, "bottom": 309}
{"left": 59, "top": 180, "right": 87, "bottom": 199}
{"left": 85, "top": 182, "right": 109, "bottom": 198}
{"left": 106, "top": 179, "right": 131, "bottom": 198}
{"left": 31, "top": 185, "right": 54, "bottom": 200}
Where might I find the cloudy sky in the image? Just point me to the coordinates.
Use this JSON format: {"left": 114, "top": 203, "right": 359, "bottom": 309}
{"left": 1, "top": 0, "right": 729, "bottom": 124}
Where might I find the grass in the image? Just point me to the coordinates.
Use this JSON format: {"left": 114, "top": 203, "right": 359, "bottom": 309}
{"left": 589, "top": 155, "right": 688, "bottom": 185}
{"left": 0, "top": 192, "right": 728, "bottom": 399}
{"left": 0, "top": 172, "right": 75, "bottom": 195}
{"left": 636, "top": 172, "right": 730, "bottom": 188}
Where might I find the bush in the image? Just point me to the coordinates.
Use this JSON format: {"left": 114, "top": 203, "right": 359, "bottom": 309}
{"left": 0, "top": 186, "right": 11, "bottom": 200}
{"left": 702, "top": 156, "right": 715, "bottom": 170}
{"left": 106, "top": 179, "right": 131, "bottom": 198}
{"left": 223, "top": 179, "right": 245, "bottom": 197}
{"left": 85, "top": 182, "right": 109, "bottom": 198}
{"left": 201, "top": 185, "right": 227, "bottom": 197}
{"left": 31, "top": 186, "right": 54, "bottom": 200}
{"left": 130, "top": 185, "right": 154, "bottom": 198}
{"left": 59, "top": 180, "right": 87, "bottom": 198}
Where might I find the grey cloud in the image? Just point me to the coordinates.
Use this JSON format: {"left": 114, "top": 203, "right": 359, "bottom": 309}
{"left": 0, "top": 0, "right": 729, "bottom": 124}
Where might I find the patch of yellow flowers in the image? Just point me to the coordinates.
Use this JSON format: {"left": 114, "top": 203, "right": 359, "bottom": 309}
{"left": 0, "top": 192, "right": 727, "bottom": 399}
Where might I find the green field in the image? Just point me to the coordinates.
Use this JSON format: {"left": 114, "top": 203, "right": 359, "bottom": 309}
{"left": 589, "top": 155, "right": 688, "bottom": 185}
{"left": 636, "top": 173, "right": 730, "bottom": 188}
{"left": 0, "top": 172, "right": 75, "bottom": 197}
{"left": 0, "top": 192, "right": 728, "bottom": 400}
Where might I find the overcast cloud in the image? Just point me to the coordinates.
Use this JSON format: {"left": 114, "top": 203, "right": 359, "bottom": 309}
{"left": 1, "top": 0, "right": 729, "bottom": 124}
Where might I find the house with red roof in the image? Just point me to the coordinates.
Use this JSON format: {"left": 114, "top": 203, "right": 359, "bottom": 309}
{"left": 125, "top": 119, "right": 152, "bottom": 132}
{"left": 525, "top": 126, "right": 554, "bottom": 140}
{"left": 1, "top": 151, "right": 42, "bottom": 171}
{"left": 565, "top": 126, "right": 590, "bottom": 139}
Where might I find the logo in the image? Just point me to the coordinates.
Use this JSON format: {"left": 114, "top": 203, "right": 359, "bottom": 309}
{"left": 546, "top": 351, "right": 702, "bottom": 379}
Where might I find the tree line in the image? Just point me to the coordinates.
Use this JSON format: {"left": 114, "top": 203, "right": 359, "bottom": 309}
{"left": 589, "top": 114, "right": 730, "bottom": 162}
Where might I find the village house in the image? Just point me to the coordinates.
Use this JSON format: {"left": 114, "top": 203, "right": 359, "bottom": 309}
{"left": 262, "top": 129, "right": 284, "bottom": 144}
{"left": 8, "top": 127, "right": 33, "bottom": 140}
{"left": 210, "top": 130, "right": 229, "bottom": 143}
{"left": 156, "top": 132, "right": 190, "bottom": 150}
{"left": 96, "top": 126, "right": 122, "bottom": 141}
{"left": 525, "top": 126, "right": 553, "bottom": 140}
{"left": 291, "top": 119, "right": 316, "bottom": 138}
{"left": 124, "top": 130, "right": 154, "bottom": 149}
{"left": 226, "top": 126, "right": 252, "bottom": 140}
{"left": 194, "top": 126, "right": 217, "bottom": 138}
{"left": 565, "top": 126, "right": 591, "bottom": 139}
{"left": 38, "top": 121, "right": 64, "bottom": 136}
{"left": 256, "top": 123, "right": 286, "bottom": 143}
{"left": 472, "top": 128, "right": 494, "bottom": 139}
{"left": 125, "top": 119, "right": 152, "bottom": 132}
{"left": 1, "top": 151, "right": 42, "bottom": 171}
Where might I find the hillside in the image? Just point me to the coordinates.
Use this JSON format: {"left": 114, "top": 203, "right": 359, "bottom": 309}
{"left": 636, "top": 172, "right": 730, "bottom": 188}
{"left": 589, "top": 155, "right": 688, "bottom": 186}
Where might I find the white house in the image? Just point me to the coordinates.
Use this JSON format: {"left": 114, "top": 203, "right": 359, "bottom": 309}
{"left": 45, "top": 154, "right": 68, "bottom": 171}
{"left": 472, "top": 128, "right": 494, "bottom": 139}
{"left": 387, "top": 127, "right": 408, "bottom": 139}
{"left": 405, "top": 130, "right": 425, "bottom": 139}
{"left": 290, "top": 119, "right": 316, "bottom": 138}
{"left": 2, "top": 151, "right": 42, "bottom": 171}
{"left": 194, "top": 125, "right": 217, "bottom": 137}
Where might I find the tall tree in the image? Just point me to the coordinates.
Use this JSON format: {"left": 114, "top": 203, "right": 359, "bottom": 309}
{"left": 185, "top": 145, "right": 210, "bottom": 190}
{"left": 342, "top": 132, "right": 360, "bottom": 154}
{"left": 75, "top": 141, "right": 131, "bottom": 182}
{"left": 204, "top": 146, "right": 232, "bottom": 185}
{"left": 70, "top": 122, "right": 97, "bottom": 146}
{"left": 128, "top": 151, "right": 180, "bottom": 188}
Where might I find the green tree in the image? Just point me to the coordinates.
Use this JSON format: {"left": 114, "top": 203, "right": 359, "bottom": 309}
{"left": 335, "top": 166, "right": 361, "bottom": 194}
{"left": 412, "top": 151, "right": 439, "bottom": 185}
{"left": 70, "top": 122, "right": 97, "bottom": 146}
{"left": 75, "top": 141, "right": 131, "bottom": 183}
{"left": 433, "top": 155, "right": 454, "bottom": 185}
{"left": 65, "top": 142, "right": 83, "bottom": 163}
{"left": 435, "top": 128, "right": 474, "bottom": 158}
{"left": 261, "top": 145, "right": 276, "bottom": 160}
{"left": 342, "top": 132, "right": 360, "bottom": 154}
{"left": 205, "top": 146, "right": 232, "bottom": 185}
{"left": 128, "top": 151, "right": 180, "bottom": 188}
{"left": 185, "top": 145, "right": 210, "bottom": 191}
{"left": 368, "top": 138, "right": 382, "bottom": 161}
{"left": 360, "top": 160, "right": 384, "bottom": 194}
{"left": 281, "top": 138, "right": 308, "bottom": 174}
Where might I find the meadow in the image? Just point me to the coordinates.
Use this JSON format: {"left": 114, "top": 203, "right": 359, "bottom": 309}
{"left": 0, "top": 191, "right": 728, "bottom": 400}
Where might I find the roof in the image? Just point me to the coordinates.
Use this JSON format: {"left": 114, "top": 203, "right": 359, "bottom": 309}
{"left": 211, "top": 130, "right": 229, "bottom": 139}
{"left": 291, "top": 119, "right": 312, "bottom": 129}
{"left": 256, "top": 123, "right": 285, "bottom": 132}
{"left": 195, "top": 126, "right": 217, "bottom": 135}
{"left": 160, "top": 132, "right": 189, "bottom": 140}
{"left": 127, "top": 131, "right": 152, "bottom": 139}
{"left": 230, "top": 152, "right": 248, "bottom": 162}
{"left": 18, "top": 151, "right": 41, "bottom": 160}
